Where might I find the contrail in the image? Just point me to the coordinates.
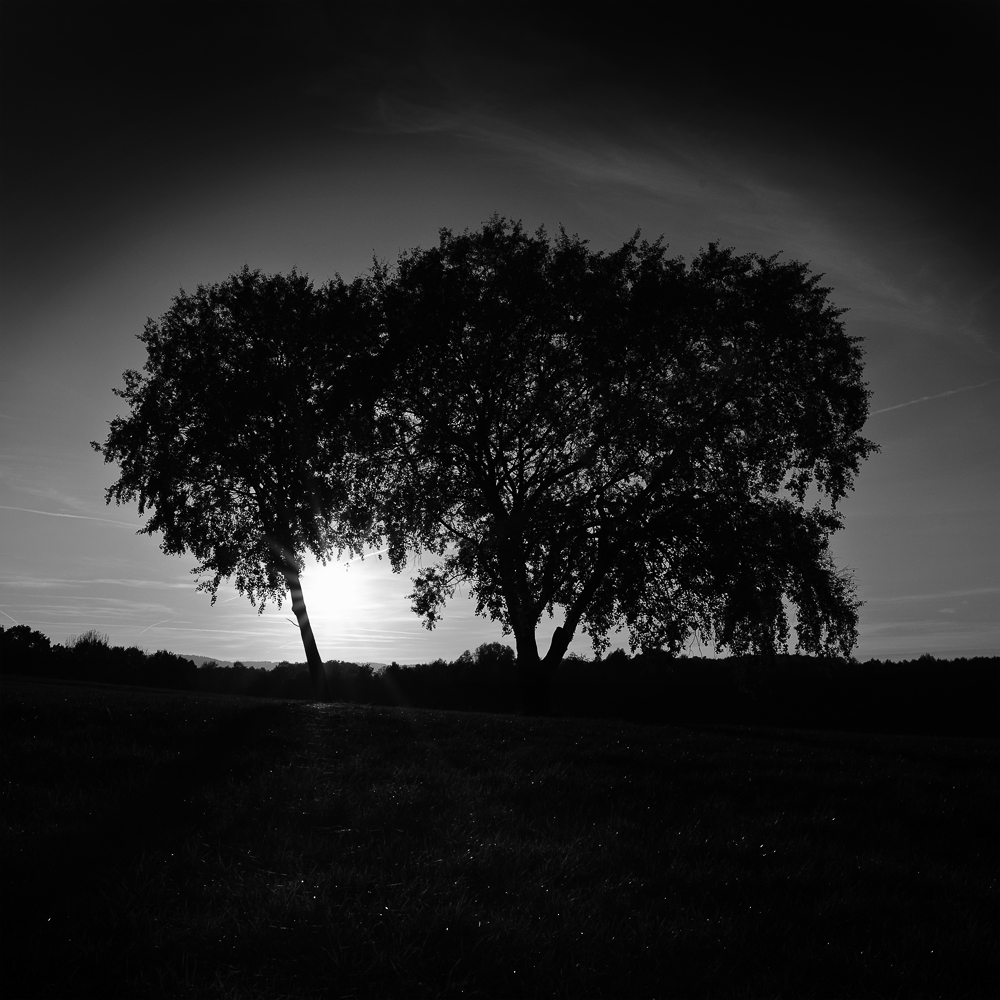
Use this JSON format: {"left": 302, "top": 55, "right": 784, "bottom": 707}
{"left": 137, "top": 618, "right": 174, "bottom": 635}
{"left": 872, "top": 377, "right": 999, "bottom": 415}
{"left": 0, "top": 505, "right": 141, "bottom": 527}
{"left": 0, "top": 503, "right": 142, "bottom": 528}
{"left": 0, "top": 608, "right": 22, "bottom": 625}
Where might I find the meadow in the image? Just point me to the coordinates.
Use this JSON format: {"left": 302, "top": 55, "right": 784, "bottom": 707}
{"left": 1, "top": 675, "right": 997, "bottom": 998}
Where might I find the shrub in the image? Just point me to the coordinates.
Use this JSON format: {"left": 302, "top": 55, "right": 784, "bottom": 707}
{"left": 70, "top": 629, "right": 111, "bottom": 654}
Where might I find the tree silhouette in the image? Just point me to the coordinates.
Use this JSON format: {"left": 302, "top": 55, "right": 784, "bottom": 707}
{"left": 379, "top": 218, "right": 877, "bottom": 713}
{"left": 0, "top": 624, "right": 52, "bottom": 673}
{"left": 93, "top": 266, "right": 383, "bottom": 700}
{"left": 70, "top": 629, "right": 111, "bottom": 653}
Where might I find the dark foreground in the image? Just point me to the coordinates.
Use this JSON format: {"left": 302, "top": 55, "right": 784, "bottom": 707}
{"left": 1, "top": 677, "right": 997, "bottom": 998}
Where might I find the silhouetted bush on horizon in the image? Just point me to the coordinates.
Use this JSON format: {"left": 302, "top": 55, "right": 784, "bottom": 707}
{"left": 550, "top": 649, "right": 1000, "bottom": 737}
{"left": 1, "top": 625, "right": 198, "bottom": 691}
{"left": 2, "top": 625, "right": 996, "bottom": 737}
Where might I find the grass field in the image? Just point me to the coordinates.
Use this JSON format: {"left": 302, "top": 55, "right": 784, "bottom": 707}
{"left": 1, "top": 675, "right": 997, "bottom": 998}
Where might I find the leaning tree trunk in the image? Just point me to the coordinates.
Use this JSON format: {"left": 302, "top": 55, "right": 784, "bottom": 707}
{"left": 280, "top": 563, "right": 331, "bottom": 702}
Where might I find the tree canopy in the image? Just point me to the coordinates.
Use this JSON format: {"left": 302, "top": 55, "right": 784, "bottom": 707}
{"left": 93, "top": 266, "right": 385, "bottom": 699}
{"left": 94, "top": 220, "right": 876, "bottom": 713}
{"left": 378, "top": 218, "right": 877, "bottom": 712}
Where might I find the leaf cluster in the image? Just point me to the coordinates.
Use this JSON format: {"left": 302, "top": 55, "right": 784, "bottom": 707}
{"left": 378, "top": 217, "right": 876, "bottom": 659}
{"left": 93, "top": 220, "right": 876, "bottom": 664}
{"left": 93, "top": 266, "right": 390, "bottom": 612}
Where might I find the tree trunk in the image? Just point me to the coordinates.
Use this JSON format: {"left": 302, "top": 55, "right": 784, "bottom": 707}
{"left": 517, "top": 647, "right": 550, "bottom": 715}
{"left": 282, "top": 565, "right": 331, "bottom": 702}
{"left": 516, "top": 625, "right": 571, "bottom": 715}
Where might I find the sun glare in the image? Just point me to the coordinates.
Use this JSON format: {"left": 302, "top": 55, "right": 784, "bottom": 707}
{"left": 299, "top": 556, "right": 365, "bottom": 623}
{"left": 289, "top": 552, "right": 430, "bottom": 663}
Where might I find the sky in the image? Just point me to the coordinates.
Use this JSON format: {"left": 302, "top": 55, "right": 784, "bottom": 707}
{"left": 1, "top": 1, "right": 997, "bottom": 666}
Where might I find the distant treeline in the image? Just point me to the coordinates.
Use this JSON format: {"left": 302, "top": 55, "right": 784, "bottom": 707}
{"left": 2, "top": 625, "right": 997, "bottom": 737}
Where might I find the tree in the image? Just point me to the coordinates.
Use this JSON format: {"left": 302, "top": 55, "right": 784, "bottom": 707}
{"left": 475, "top": 642, "right": 516, "bottom": 671}
{"left": 93, "top": 266, "right": 384, "bottom": 700}
{"left": 0, "top": 624, "right": 52, "bottom": 674}
{"left": 0, "top": 624, "right": 51, "bottom": 656}
{"left": 379, "top": 217, "right": 877, "bottom": 713}
{"left": 69, "top": 628, "right": 111, "bottom": 653}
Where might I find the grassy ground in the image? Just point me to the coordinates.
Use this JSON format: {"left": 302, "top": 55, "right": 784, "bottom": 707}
{"left": 1, "top": 676, "right": 997, "bottom": 998}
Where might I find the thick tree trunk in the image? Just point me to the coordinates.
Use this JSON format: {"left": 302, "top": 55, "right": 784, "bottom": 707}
{"left": 497, "top": 529, "right": 577, "bottom": 715}
{"left": 516, "top": 625, "right": 571, "bottom": 715}
{"left": 517, "top": 647, "right": 553, "bottom": 715}
{"left": 282, "top": 566, "right": 331, "bottom": 702}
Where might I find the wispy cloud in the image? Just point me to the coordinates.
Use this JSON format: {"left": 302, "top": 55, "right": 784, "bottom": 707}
{"left": 325, "top": 626, "right": 428, "bottom": 637}
{"left": 871, "top": 378, "right": 1000, "bottom": 415}
{"left": 866, "top": 586, "right": 1000, "bottom": 604}
{"left": 141, "top": 624, "right": 298, "bottom": 638}
{"left": 0, "top": 575, "right": 188, "bottom": 591}
{"left": 3, "top": 598, "right": 174, "bottom": 615}
{"left": 366, "top": 96, "right": 940, "bottom": 337}
{"left": 371, "top": 96, "right": 465, "bottom": 136}
{"left": 14, "top": 484, "right": 97, "bottom": 514}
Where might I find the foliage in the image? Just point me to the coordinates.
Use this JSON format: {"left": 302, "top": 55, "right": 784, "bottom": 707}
{"left": 88, "top": 220, "right": 876, "bottom": 711}
{"left": 379, "top": 217, "right": 877, "bottom": 710}
{"left": 69, "top": 628, "right": 110, "bottom": 653}
{"left": 89, "top": 220, "right": 877, "bottom": 710}
{"left": 3, "top": 626, "right": 994, "bottom": 737}
{"left": 92, "top": 266, "right": 389, "bottom": 697}
{"left": 475, "top": 640, "right": 517, "bottom": 670}
{"left": 0, "top": 632, "right": 198, "bottom": 690}
{"left": 0, "top": 624, "right": 51, "bottom": 658}
{"left": 94, "top": 266, "right": 378, "bottom": 608}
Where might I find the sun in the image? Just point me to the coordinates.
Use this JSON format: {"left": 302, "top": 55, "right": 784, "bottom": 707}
{"left": 295, "top": 550, "right": 411, "bottom": 631}
{"left": 297, "top": 555, "right": 361, "bottom": 624}
{"left": 291, "top": 551, "right": 419, "bottom": 663}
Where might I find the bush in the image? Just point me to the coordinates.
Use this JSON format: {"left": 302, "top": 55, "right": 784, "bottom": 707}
{"left": 70, "top": 629, "right": 111, "bottom": 655}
